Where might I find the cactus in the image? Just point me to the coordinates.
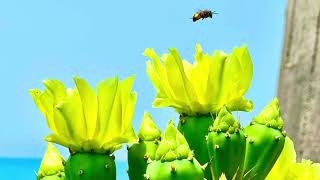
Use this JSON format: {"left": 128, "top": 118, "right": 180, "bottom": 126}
{"left": 243, "top": 98, "right": 285, "bottom": 180}
{"left": 145, "top": 120, "right": 204, "bottom": 180}
{"left": 207, "top": 107, "right": 246, "bottom": 180}
{"left": 30, "top": 76, "right": 138, "bottom": 180}
{"left": 65, "top": 152, "right": 116, "bottom": 180}
{"left": 37, "top": 143, "right": 65, "bottom": 180}
{"left": 145, "top": 44, "right": 254, "bottom": 179}
{"left": 127, "top": 112, "right": 161, "bottom": 180}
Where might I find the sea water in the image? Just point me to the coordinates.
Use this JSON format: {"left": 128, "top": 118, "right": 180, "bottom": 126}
{"left": 0, "top": 158, "right": 128, "bottom": 180}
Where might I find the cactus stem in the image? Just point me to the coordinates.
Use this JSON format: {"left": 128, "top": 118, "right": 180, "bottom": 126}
{"left": 78, "top": 169, "right": 84, "bottom": 176}
{"left": 214, "top": 144, "right": 220, "bottom": 149}
{"left": 171, "top": 164, "right": 177, "bottom": 173}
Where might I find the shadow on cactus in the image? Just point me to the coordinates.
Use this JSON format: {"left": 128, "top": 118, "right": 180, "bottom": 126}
{"left": 144, "top": 43, "right": 254, "bottom": 179}
{"left": 30, "top": 76, "right": 138, "bottom": 180}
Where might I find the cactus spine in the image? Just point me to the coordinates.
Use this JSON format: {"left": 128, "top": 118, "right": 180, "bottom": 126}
{"left": 37, "top": 143, "right": 65, "bottom": 180}
{"left": 128, "top": 112, "right": 161, "bottom": 180}
{"left": 207, "top": 107, "right": 246, "bottom": 180}
{"left": 145, "top": 120, "right": 204, "bottom": 180}
{"left": 243, "top": 98, "right": 285, "bottom": 179}
{"left": 178, "top": 115, "right": 213, "bottom": 179}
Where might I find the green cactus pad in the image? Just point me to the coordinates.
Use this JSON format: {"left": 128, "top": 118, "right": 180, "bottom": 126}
{"left": 207, "top": 107, "right": 245, "bottom": 180}
{"left": 178, "top": 115, "right": 213, "bottom": 179}
{"left": 243, "top": 98, "right": 285, "bottom": 180}
{"left": 128, "top": 112, "right": 161, "bottom": 180}
{"left": 145, "top": 120, "right": 204, "bottom": 180}
{"left": 145, "top": 159, "right": 204, "bottom": 180}
{"left": 38, "top": 143, "right": 65, "bottom": 180}
{"left": 65, "top": 152, "right": 116, "bottom": 180}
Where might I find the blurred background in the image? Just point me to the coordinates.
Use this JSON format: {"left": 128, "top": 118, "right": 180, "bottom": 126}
{"left": 0, "top": 1, "right": 287, "bottom": 179}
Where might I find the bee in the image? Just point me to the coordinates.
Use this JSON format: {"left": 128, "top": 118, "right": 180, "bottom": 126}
{"left": 192, "top": 10, "right": 217, "bottom": 22}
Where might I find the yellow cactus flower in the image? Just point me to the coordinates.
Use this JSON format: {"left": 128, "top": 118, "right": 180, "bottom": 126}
{"left": 286, "top": 159, "right": 320, "bottom": 180}
{"left": 37, "top": 143, "right": 65, "bottom": 179}
{"left": 145, "top": 44, "right": 253, "bottom": 115}
{"left": 266, "top": 136, "right": 296, "bottom": 180}
{"left": 267, "top": 137, "right": 320, "bottom": 180}
{"left": 30, "top": 76, "right": 137, "bottom": 153}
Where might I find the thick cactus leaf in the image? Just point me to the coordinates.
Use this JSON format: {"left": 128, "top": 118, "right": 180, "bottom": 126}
{"left": 266, "top": 137, "right": 296, "bottom": 180}
{"left": 145, "top": 44, "right": 253, "bottom": 116}
{"left": 38, "top": 143, "right": 65, "bottom": 179}
{"left": 138, "top": 112, "right": 161, "bottom": 141}
{"left": 252, "top": 97, "right": 284, "bottom": 130}
{"left": 155, "top": 120, "right": 191, "bottom": 161}
{"left": 30, "top": 76, "right": 138, "bottom": 153}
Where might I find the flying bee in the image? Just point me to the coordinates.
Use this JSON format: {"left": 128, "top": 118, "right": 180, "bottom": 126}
{"left": 192, "top": 10, "right": 217, "bottom": 22}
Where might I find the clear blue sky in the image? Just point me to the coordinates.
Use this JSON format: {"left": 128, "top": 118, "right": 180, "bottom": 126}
{"left": 0, "top": 0, "right": 286, "bottom": 160}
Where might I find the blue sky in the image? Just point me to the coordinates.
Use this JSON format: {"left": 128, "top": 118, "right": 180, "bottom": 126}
{"left": 0, "top": 1, "right": 286, "bottom": 160}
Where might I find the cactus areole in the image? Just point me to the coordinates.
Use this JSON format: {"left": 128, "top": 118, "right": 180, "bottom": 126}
{"left": 128, "top": 112, "right": 161, "bottom": 180}
{"left": 145, "top": 120, "right": 204, "bottom": 180}
{"left": 243, "top": 98, "right": 285, "bottom": 180}
{"left": 207, "top": 107, "right": 246, "bottom": 180}
{"left": 30, "top": 76, "right": 138, "bottom": 180}
{"left": 145, "top": 44, "right": 254, "bottom": 179}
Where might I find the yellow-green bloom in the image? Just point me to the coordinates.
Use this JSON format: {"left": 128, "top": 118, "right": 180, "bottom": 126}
{"left": 37, "top": 143, "right": 65, "bottom": 179}
{"left": 30, "top": 76, "right": 137, "bottom": 153}
{"left": 267, "top": 137, "right": 320, "bottom": 180}
{"left": 145, "top": 44, "right": 253, "bottom": 115}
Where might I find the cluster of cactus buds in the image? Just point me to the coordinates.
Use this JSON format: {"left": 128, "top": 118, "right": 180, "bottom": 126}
{"left": 145, "top": 120, "right": 204, "bottom": 180}
{"left": 37, "top": 143, "right": 65, "bottom": 180}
